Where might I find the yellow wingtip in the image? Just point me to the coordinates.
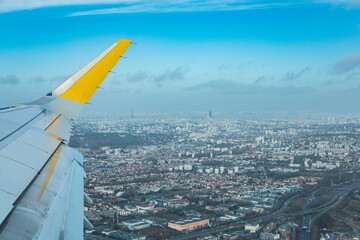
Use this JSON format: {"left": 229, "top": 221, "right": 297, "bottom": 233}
{"left": 117, "top": 39, "right": 132, "bottom": 44}
{"left": 59, "top": 40, "right": 132, "bottom": 104}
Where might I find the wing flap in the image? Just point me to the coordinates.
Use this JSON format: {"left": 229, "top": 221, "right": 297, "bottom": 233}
{"left": 0, "top": 145, "right": 84, "bottom": 240}
{"left": 0, "top": 192, "right": 15, "bottom": 224}
{"left": 0, "top": 156, "right": 37, "bottom": 197}
{"left": 0, "top": 140, "right": 54, "bottom": 171}
{"left": 16, "top": 129, "right": 62, "bottom": 154}
{"left": 0, "top": 106, "right": 63, "bottom": 225}
{"left": 32, "top": 114, "right": 72, "bottom": 142}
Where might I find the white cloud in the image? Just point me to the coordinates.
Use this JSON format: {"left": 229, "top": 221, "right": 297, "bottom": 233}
{"left": 0, "top": 0, "right": 312, "bottom": 15}
{"left": 69, "top": 2, "right": 293, "bottom": 17}
{"left": 0, "top": 0, "right": 358, "bottom": 15}
{"left": 0, "top": 0, "right": 135, "bottom": 13}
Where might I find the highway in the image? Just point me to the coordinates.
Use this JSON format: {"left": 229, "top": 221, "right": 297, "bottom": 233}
{"left": 300, "top": 190, "right": 317, "bottom": 240}
{"left": 300, "top": 181, "right": 360, "bottom": 240}
{"left": 168, "top": 181, "right": 360, "bottom": 240}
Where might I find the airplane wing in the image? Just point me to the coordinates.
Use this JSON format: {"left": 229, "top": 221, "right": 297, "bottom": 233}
{"left": 0, "top": 40, "right": 132, "bottom": 240}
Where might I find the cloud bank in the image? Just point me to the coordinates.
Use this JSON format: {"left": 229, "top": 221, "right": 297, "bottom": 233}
{"left": 333, "top": 54, "right": 360, "bottom": 74}
{"left": 0, "top": 75, "right": 20, "bottom": 85}
{"left": 185, "top": 79, "right": 311, "bottom": 95}
{"left": 153, "top": 66, "right": 188, "bottom": 83}
{"left": 281, "top": 67, "right": 311, "bottom": 82}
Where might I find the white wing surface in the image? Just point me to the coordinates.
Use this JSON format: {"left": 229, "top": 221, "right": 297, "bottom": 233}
{"left": 0, "top": 40, "right": 132, "bottom": 240}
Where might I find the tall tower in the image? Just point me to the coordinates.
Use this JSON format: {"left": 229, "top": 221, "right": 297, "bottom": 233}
{"left": 209, "top": 111, "right": 213, "bottom": 118}
{"left": 131, "top": 108, "right": 134, "bottom": 118}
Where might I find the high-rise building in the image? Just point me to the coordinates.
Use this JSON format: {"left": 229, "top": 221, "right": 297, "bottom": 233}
{"left": 209, "top": 111, "right": 213, "bottom": 118}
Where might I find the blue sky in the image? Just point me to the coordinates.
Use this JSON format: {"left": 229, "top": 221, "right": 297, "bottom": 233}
{"left": 1, "top": 0, "right": 360, "bottom": 113}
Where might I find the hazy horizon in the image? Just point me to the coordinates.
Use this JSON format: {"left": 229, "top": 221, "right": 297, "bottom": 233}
{"left": 1, "top": 1, "right": 360, "bottom": 113}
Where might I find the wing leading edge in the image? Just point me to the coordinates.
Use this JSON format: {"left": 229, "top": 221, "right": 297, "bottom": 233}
{"left": 30, "top": 39, "right": 132, "bottom": 119}
{"left": 0, "top": 40, "right": 131, "bottom": 240}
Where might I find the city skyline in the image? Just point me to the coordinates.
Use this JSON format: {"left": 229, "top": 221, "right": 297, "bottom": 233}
{"left": 3, "top": 2, "right": 360, "bottom": 239}
{"left": 74, "top": 112, "right": 360, "bottom": 239}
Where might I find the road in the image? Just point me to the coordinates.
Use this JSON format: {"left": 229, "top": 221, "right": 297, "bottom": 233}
{"left": 330, "top": 213, "right": 358, "bottom": 233}
{"left": 300, "top": 181, "right": 360, "bottom": 240}
{"left": 300, "top": 190, "right": 317, "bottom": 240}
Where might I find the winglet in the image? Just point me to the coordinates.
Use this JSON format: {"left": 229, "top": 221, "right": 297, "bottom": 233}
{"left": 28, "top": 40, "right": 131, "bottom": 119}
{"left": 54, "top": 39, "right": 132, "bottom": 104}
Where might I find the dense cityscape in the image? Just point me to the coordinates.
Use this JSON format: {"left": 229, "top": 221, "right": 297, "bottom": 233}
{"left": 1, "top": 1, "right": 360, "bottom": 240}
{"left": 74, "top": 112, "right": 360, "bottom": 240}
